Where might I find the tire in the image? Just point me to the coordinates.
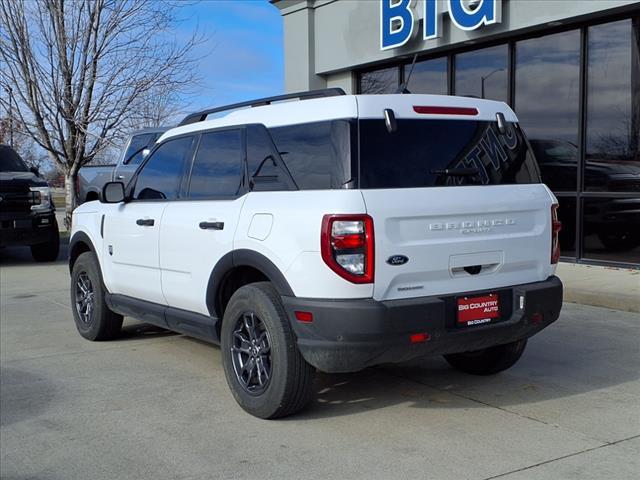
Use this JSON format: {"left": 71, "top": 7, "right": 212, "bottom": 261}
{"left": 70, "top": 251, "right": 123, "bottom": 341}
{"left": 221, "top": 282, "right": 314, "bottom": 419}
{"left": 443, "top": 339, "right": 527, "bottom": 375}
{"left": 31, "top": 222, "right": 60, "bottom": 262}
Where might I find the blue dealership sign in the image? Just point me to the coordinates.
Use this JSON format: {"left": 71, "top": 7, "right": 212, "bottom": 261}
{"left": 381, "top": 0, "right": 502, "bottom": 50}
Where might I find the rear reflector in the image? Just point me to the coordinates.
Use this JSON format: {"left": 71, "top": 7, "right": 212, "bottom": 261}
{"left": 294, "top": 311, "right": 313, "bottom": 323}
{"left": 413, "top": 106, "right": 479, "bottom": 116}
{"left": 410, "top": 332, "right": 430, "bottom": 344}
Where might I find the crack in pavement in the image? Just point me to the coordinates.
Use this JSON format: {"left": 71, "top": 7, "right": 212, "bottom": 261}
{"left": 479, "top": 435, "right": 640, "bottom": 480}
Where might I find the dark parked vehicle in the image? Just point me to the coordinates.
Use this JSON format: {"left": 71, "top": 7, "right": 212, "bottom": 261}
{"left": 0, "top": 144, "right": 60, "bottom": 261}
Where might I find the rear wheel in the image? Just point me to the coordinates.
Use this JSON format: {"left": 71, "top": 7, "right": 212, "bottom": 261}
{"left": 221, "top": 282, "right": 314, "bottom": 419}
{"left": 70, "top": 252, "right": 123, "bottom": 341}
{"left": 443, "top": 339, "right": 527, "bottom": 375}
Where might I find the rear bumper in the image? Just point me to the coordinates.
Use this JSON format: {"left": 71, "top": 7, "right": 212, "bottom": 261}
{"left": 282, "top": 276, "right": 563, "bottom": 373}
{"left": 0, "top": 211, "right": 57, "bottom": 247}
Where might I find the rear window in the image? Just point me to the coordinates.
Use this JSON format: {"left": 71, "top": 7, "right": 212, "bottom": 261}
{"left": 358, "top": 119, "right": 541, "bottom": 188}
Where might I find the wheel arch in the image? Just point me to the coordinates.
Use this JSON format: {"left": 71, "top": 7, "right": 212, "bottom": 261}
{"left": 68, "top": 231, "right": 97, "bottom": 273}
{"left": 206, "top": 249, "right": 294, "bottom": 321}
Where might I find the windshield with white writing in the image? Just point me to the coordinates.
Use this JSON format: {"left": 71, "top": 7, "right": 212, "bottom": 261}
{"left": 358, "top": 119, "right": 540, "bottom": 188}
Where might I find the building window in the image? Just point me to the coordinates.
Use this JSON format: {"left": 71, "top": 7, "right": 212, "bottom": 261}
{"left": 404, "top": 57, "right": 448, "bottom": 94}
{"left": 582, "top": 197, "right": 640, "bottom": 264}
{"left": 582, "top": 18, "right": 640, "bottom": 264}
{"left": 516, "top": 30, "right": 580, "bottom": 193}
{"left": 454, "top": 44, "right": 508, "bottom": 102}
{"left": 360, "top": 66, "right": 399, "bottom": 94}
{"left": 586, "top": 18, "right": 640, "bottom": 193}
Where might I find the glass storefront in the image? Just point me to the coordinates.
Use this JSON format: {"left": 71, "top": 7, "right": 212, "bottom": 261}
{"left": 358, "top": 14, "right": 640, "bottom": 267}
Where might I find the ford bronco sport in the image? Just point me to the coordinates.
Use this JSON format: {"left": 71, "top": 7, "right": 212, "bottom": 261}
{"left": 69, "top": 89, "right": 563, "bottom": 418}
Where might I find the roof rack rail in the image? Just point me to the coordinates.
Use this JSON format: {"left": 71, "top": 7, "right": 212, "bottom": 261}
{"left": 178, "top": 88, "right": 346, "bottom": 127}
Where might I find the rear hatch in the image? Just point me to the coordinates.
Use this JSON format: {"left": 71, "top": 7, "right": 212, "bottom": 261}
{"left": 356, "top": 102, "right": 555, "bottom": 301}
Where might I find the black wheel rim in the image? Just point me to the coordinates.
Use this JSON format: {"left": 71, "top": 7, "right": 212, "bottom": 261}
{"left": 75, "top": 272, "right": 95, "bottom": 325}
{"left": 230, "top": 311, "right": 272, "bottom": 396}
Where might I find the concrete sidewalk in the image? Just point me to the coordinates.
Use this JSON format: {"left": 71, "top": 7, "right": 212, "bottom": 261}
{"left": 557, "top": 263, "right": 640, "bottom": 313}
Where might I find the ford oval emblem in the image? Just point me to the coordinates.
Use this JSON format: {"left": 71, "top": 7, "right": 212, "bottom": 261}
{"left": 387, "top": 255, "right": 408, "bottom": 266}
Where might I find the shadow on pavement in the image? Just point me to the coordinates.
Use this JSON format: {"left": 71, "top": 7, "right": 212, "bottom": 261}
{"left": 0, "top": 236, "right": 69, "bottom": 267}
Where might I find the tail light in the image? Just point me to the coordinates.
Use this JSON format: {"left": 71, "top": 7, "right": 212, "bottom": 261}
{"left": 551, "top": 204, "right": 562, "bottom": 264}
{"left": 321, "top": 214, "right": 374, "bottom": 284}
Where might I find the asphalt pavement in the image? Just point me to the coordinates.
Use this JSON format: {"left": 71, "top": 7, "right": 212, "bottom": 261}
{"left": 1, "top": 244, "right": 639, "bottom": 480}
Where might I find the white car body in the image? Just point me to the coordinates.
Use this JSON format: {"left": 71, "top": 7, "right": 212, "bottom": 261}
{"left": 70, "top": 91, "right": 562, "bottom": 374}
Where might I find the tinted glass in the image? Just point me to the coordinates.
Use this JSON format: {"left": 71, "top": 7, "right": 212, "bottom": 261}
{"left": 582, "top": 196, "right": 640, "bottom": 263}
{"left": 455, "top": 45, "right": 508, "bottom": 102}
{"left": 133, "top": 136, "right": 194, "bottom": 200}
{"left": 516, "top": 30, "right": 580, "bottom": 192}
{"left": 269, "top": 121, "right": 352, "bottom": 190}
{"left": 555, "top": 196, "right": 577, "bottom": 260}
{"left": 0, "top": 145, "right": 28, "bottom": 172}
{"left": 360, "top": 66, "right": 399, "bottom": 94}
{"left": 405, "top": 57, "right": 448, "bottom": 94}
{"left": 586, "top": 19, "right": 640, "bottom": 193}
{"left": 358, "top": 119, "right": 540, "bottom": 189}
{"left": 124, "top": 132, "right": 164, "bottom": 166}
{"left": 247, "top": 125, "right": 291, "bottom": 191}
{"left": 188, "top": 130, "right": 243, "bottom": 198}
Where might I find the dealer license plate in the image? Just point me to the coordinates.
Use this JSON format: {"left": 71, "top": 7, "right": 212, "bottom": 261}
{"left": 457, "top": 293, "right": 500, "bottom": 327}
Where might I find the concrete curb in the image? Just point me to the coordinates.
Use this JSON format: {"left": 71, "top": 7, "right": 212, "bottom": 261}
{"left": 557, "top": 263, "right": 640, "bottom": 314}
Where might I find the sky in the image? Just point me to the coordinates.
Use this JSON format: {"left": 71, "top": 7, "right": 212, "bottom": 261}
{"left": 174, "top": 0, "right": 284, "bottom": 113}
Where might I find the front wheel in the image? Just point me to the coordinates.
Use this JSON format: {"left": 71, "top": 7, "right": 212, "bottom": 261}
{"left": 221, "top": 282, "right": 314, "bottom": 419}
{"left": 443, "top": 339, "right": 527, "bottom": 375}
{"left": 70, "top": 252, "right": 123, "bottom": 341}
{"left": 31, "top": 222, "right": 60, "bottom": 262}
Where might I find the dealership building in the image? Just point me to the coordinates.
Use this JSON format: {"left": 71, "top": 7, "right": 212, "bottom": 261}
{"left": 273, "top": 0, "right": 640, "bottom": 268}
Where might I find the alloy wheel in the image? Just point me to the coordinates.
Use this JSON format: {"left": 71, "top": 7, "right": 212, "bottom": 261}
{"left": 230, "top": 311, "right": 272, "bottom": 395}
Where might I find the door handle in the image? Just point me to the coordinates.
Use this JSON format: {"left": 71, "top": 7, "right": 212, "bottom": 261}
{"left": 116, "top": 175, "right": 125, "bottom": 180}
{"left": 136, "top": 218, "right": 155, "bottom": 226}
{"left": 199, "top": 221, "right": 224, "bottom": 230}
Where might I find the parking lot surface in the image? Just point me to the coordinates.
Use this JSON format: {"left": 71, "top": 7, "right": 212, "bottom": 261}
{"left": 1, "top": 244, "right": 639, "bottom": 480}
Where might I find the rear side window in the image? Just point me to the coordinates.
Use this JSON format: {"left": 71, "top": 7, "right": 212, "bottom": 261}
{"left": 358, "top": 119, "right": 541, "bottom": 188}
{"left": 133, "top": 136, "right": 194, "bottom": 200}
{"left": 246, "top": 125, "right": 293, "bottom": 191}
{"left": 187, "top": 130, "right": 243, "bottom": 198}
{"left": 268, "top": 120, "right": 352, "bottom": 190}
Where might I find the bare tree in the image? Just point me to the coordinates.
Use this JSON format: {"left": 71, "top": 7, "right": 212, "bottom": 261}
{"left": 0, "top": 0, "right": 204, "bottom": 227}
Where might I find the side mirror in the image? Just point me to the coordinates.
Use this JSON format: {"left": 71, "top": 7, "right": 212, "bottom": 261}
{"left": 29, "top": 166, "right": 40, "bottom": 177}
{"left": 142, "top": 148, "right": 150, "bottom": 158}
{"left": 102, "top": 181, "right": 126, "bottom": 203}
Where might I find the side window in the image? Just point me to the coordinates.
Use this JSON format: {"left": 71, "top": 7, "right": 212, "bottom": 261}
{"left": 268, "top": 120, "right": 352, "bottom": 190}
{"left": 133, "top": 136, "right": 194, "bottom": 200}
{"left": 246, "top": 125, "right": 293, "bottom": 191}
{"left": 124, "top": 132, "right": 162, "bottom": 166}
{"left": 187, "top": 130, "right": 243, "bottom": 198}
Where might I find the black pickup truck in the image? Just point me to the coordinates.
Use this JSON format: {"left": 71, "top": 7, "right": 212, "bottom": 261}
{"left": 0, "top": 144, "right": 60, "bottom": 261}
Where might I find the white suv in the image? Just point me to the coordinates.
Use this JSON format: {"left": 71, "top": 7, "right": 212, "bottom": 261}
{"left": 69, "top": 89, "right": 563, "bottom": 418}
